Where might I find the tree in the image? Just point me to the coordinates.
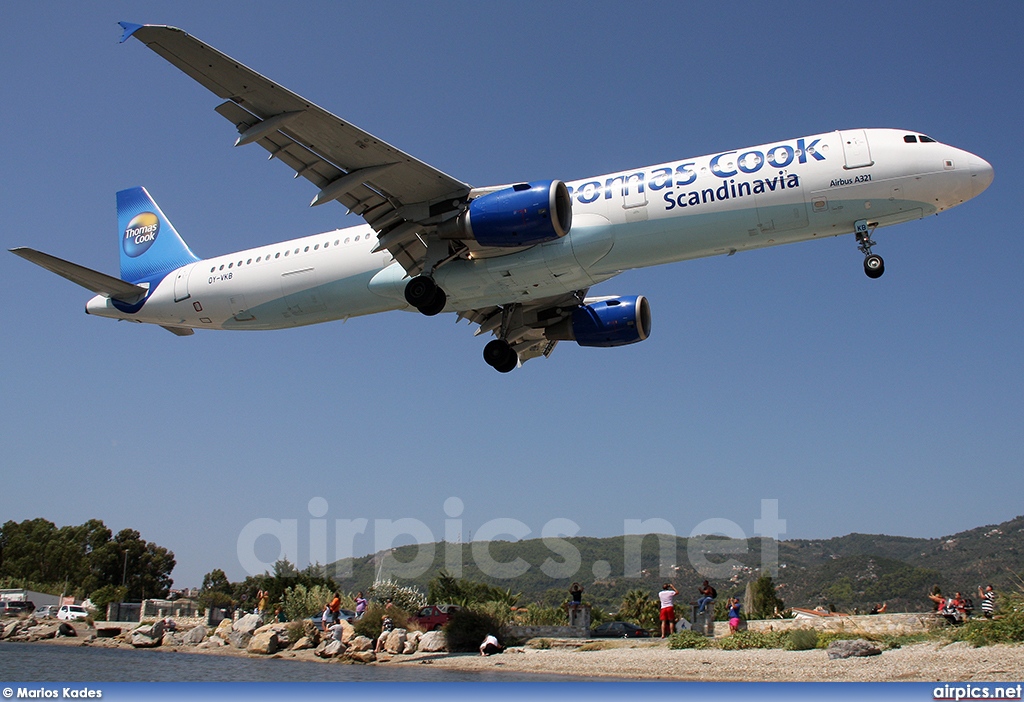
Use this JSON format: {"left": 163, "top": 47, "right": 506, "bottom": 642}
{"left": 618, "top": 588, "right": 658, "bottom": 629}
{"left": 749, "top": 572, "right": 785, "bottom": 619}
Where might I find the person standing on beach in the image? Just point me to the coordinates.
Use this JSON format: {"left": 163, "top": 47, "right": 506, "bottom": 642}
{"left": 978, "top": 585, "right": 996, "bottom": 619}
{"left": 658, "top": 583, "right": 678, "bottom": 638}
{"left": 728, "top": 597, "right": 742, "bottom": 633}
{"left": 329, "top": 592, "right": 342, "bottom": 625}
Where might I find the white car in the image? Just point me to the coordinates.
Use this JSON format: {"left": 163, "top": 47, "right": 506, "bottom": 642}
{"left": 57, "top": 604, "right": 89, "bottom": 621}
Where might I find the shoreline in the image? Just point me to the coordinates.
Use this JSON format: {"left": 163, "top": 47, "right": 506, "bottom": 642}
{"left": 9, "top": 625, "right": 1024, "bottom": 682}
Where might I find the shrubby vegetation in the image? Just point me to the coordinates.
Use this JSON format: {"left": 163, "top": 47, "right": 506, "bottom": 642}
{"left": 668, "top": 630, "right": 713, "bottom": 649}
{"left": 0, "top": 518, "right": 174, "bottom": 603}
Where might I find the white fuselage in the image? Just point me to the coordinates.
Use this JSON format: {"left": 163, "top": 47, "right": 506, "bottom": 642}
{"left": 86, "top": 128, "right": 992, "bottom": 329}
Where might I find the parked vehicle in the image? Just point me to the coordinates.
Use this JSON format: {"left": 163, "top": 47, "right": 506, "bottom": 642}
{"left": 309, "top": 609, "right": 356, "bottom": 631}
{"left": 57, "top": 604, "right": 90, "bottom": 621}
{"left": 412, "top": 604, "right": 461, "bottom": 631}
{"left": 33, "top": 605, "right": 59, "bottom": 619}
{"left": 1, "top": 601, "right": 35, "bottom": 617}
{"left": 590, "top": 621, "right": 650, "bottom": 638}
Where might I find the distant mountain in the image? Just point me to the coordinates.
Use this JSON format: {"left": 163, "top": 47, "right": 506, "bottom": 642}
{"left": 326, "top": 515, "right": 1024, "bottom": 615}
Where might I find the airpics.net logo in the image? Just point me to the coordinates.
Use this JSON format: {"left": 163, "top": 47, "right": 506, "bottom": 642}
{"left": 123, "top": 212, "right": 160, "bottom": 258}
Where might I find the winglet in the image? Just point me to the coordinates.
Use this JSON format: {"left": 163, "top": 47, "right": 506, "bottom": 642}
{"left": 118, "top": 21, "right": 144, "bottom": 44}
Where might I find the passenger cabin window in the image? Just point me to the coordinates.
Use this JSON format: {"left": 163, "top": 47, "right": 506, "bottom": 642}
{"left": 904, "top": 135, "right": 918, "bottom": 143}
{"left": 919, "top": 135, "right": 936, "bottom": 143}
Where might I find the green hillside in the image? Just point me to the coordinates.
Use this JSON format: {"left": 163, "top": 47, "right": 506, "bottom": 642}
{"left": 326, "top": 515, "right": 1024, "bottom": 615}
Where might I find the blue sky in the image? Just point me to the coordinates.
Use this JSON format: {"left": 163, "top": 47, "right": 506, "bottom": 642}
{"left": 2, "top": 1, "right": 1021, "bottom": 589}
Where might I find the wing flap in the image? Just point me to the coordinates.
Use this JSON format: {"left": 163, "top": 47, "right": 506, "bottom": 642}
{"left": 10, "top": 247, "right": 147, "bottom": 302}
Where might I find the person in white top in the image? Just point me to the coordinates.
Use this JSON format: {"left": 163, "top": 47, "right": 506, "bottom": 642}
{"left": 480, "top": 633, "right": 502, "bottom": 656}
{"left": 658, "top": 583, "right": 678, "bottom": 638}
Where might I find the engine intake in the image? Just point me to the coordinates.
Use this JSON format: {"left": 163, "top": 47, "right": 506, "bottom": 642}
{"left": 545, "top": 295, "right": 652, "bottom": 348}
{"left": 438, "top": 180, "right": 572, "bottom": 247}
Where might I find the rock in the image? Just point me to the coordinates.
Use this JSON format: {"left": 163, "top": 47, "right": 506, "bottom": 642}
{"left": 215, "top": 619, "right": 234, "bottom": 640}
{"left": 346, "top": 651, "right": 376, "bottom": 663}
{"left": 384, "top": 628, "right": 407, "bottom": 654}
{"left": 418, "top": 630, "right": 446, "bottom": 652}
{"left": 247, "top": 631, "right": 279, "bottom": 655}
{"left": 29, "top": 624, "right": 60, "bottom": 641}
{"left": 302, "top": 619, "right": 321, "bottom": 645}
{"left": 161, "top": 632, "right": 180, "bottom": 647}
{"left": 185, "top": 625, "right": 207, "bottom": 644}
{"left": 316, "top": 640, "right": 344, "bottom": 658}
{"left": 348, "top": 635, "right": 373, "bottom": 652}
{"left": 3, "top": 621, "right": 20, "bottom": 639}
{"left": 337, "top": 619, "right": 355, "bottom": 643}
{"left": 228, "top": 630, "right": 252, "bottom": 649}
{"left": 403, "top": 630, "right": 422, "bottom": 654}
{"left": 233, "top": 613, "right": 262, "bottom": 635}
{"left": 254, "top": 623, "right": 291, "bottom": 647}
{"left": 57, "top": 622, "right": 78, "bottom": 637}
{"left": 827, "top": 639, "right": 882, "bottom": 659}
{"left": 206, "top": 637, "right": 225, "bottom": 648}
{"left": 291, "top": 636, "right": 313, "bottom": 651}
{"left": 130, "top": 632, "right": 161, "bottom": 648}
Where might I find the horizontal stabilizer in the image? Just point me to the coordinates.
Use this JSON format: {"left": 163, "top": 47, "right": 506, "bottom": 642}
{"left": 10, "top": 247, "right": 147, "bottom": 302}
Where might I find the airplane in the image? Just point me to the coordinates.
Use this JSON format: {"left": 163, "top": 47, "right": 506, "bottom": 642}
{"left": 11, "top": 23, "right": 994, "bottom": 373}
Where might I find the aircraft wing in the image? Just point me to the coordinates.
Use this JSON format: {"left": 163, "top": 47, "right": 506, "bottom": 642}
{"left": 120, "top": 23, "right": 472, "bottom": 276}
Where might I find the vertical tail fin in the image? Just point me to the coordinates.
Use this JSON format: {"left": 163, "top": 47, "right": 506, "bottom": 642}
{"left": 117, "top": 187, "right": 199, "bottom": 283}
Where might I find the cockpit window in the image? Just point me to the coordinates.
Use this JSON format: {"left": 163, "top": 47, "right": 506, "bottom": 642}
{"left": 919, "top": 135, "right": 936, "bottom": 143}
{"left": 904, "top": 135, "right": 918, "bottom": 143}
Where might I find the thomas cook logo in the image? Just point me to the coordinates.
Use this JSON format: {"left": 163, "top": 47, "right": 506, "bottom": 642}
{"left": 123, "top": 212, "right": 160, "bottom": 258}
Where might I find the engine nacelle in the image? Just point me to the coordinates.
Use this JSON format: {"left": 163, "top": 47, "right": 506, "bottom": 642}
{"left": 545, "top": 295, "right": 652, "bottom": 348}
{"left": 438, "top": 179, "right": 572, "bottom": 247}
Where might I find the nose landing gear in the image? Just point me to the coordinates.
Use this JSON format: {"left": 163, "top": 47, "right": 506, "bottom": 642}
{"left": 855, "top": 219, "right": 884, "bottom": 279}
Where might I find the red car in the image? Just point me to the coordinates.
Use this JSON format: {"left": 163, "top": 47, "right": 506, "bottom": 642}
{"left": 413, "top": 604, "right": 460, "bottom": 630}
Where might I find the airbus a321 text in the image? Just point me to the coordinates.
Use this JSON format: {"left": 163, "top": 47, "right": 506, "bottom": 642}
{"left": 12, "top": 23, "right": 994, "bottom": 373}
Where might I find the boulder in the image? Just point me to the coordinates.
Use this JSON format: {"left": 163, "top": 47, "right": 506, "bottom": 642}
{"left": 302, "top": 619, "right": 321, "bottom": 644}
{"left": 254, "top": 623, "right": 291, "bottom": 647}
{"left": 346, "top": 651, "right": 376, "bottom": 663}
{"left": 827, "top": 639, "right": 882, "bottom": 660}
{"left": 3, "top": 621, "right": 20, "bottom": 639}
{"left": 418, "top": 630, "right": 446, "bottom": 652}
{"left": 347, "top": 635, "right": 373, "bottom": 652}
{"left": 130, "top": 632, "right": 161, "bottom": 648}
{"left": 247, "top": 631, "right": 279, "bottom": 655}
{"left": 161, "top": 632, "right": 180, "bottom": 647}
{"left": 316, "top": 640, "right": 344, "bottom": 658}
{"left": 233, "top": 613, "right": 262, "bottom": 635}
{"left": 337, "top": 619, "right": 355, "bottom": 644}
{"left": 215, "top": 619, "right": 234, "bottom": 640}
{"left": 57, "top": 623, "right": 77, "bottom": 638}
{"left": 185, "top": 625, "right": 207, "bottom": 644}
{"left": 384, "top": 628, "right": 407, "bottom": 654}
{"left": 228, "top": 630, "right": 252, "bottom": 649}
{"left": 28, "top": 624, "right": 59, "bottom": 641}
{"left": 402, "top": 631, "right": 422, "bottom": 654}
{"left": 205, "top": 637, "right": 225, "bottom": 648}
{"left": 291, "top": 636, "right": 313, "bottom": 651}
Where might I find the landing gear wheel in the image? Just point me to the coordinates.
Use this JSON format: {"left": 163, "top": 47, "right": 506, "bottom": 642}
{"left": 404, "top": 275, "right": 437, "bottom": 308}
{"left": 419, "top": 287, "right": 447, "bottom": 316}
{"left": 483, "top": 339, "right": 518, "bottom": 372}
{"left": 405, "top": 276, "right": 447, "bottom": 315}
{"left": 863, "top": 254, "right": 885, "bottom": 279}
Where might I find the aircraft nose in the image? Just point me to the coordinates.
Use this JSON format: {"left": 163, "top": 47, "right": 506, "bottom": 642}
{"left": 970, "top": 155, "right": 994, "bottom": 198}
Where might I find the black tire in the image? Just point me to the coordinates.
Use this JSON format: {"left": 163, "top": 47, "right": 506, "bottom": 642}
{"left": 419, "top": 287, "right": 447, "bottom": 316}
{"left": 495, "top": 355, "right": 518, "bottom": 373}
{"left": 864, "top": 254, "right": 884, "bottom": 279}
{"left": 404, "top": 276, "right": 437, "bottom": 308}
{"left": 483, "top": 339, "right": 513, "bottom": 368}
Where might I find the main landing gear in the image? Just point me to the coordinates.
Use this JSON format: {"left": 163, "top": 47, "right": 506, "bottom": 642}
{"left": 483, "top": 339, "right": 518, "bottom": 373}
{"left": 855, "top": 219, "right": 884, "bottom": 279}
{"left": 404, "top": 275, "right": 447, "bottom": 316}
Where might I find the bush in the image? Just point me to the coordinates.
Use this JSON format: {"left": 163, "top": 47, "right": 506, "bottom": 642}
{"left": 784, "top": 628, "right": 818, "bottom": 651}
{"left": 814, "top": 631, "right": 863, "bottom": 649}
{"left": 717, "top": 630, "right": 786, "bottom": 650}
{"left": 281, "top": 583, "right": 334, "bottom": 622}
{"left": 668, "top": 630, "right": 712, "bottom": 649}
{"left": 531, "top": 638, "right": 552, "bottom": 649}
{"left": 443, "top": 608, "right": 504, "bottom": 653}
{"left": 949, "top": 614, "right": 1024, "bottom": 647}
{"left": 367, "top": 578, "right": 426, "bottom": 612}
{"left": 352, "top": 603, "right": 416, "bottom": 641}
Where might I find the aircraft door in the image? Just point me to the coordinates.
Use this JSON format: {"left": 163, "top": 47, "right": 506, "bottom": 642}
{"left": 839, "top": 129, "right": 873, "bottom": 169}
{"left": 173, "top": 262, "right": 196, "bottom": 302}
